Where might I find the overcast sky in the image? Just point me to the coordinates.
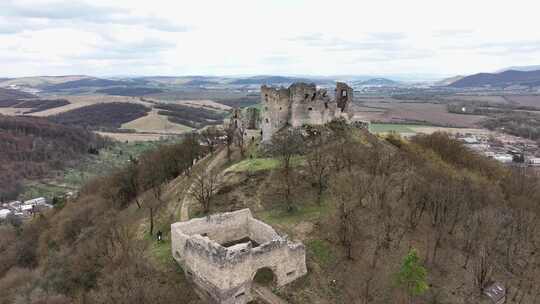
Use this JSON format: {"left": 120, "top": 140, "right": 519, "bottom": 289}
{"left": 1, "top": 0, "right": 539, "bottom": 78}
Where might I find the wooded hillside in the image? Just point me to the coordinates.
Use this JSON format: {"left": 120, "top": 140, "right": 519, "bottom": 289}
{"left": 0, "top": 115, "right": 109, "bottom": 200}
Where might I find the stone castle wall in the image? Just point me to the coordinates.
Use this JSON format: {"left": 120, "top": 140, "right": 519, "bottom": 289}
{"left": 261, "top": 82, "right": 353, "bottom": 141}
{"left": 171, "top": 209, "right": 307, "bottom": 304}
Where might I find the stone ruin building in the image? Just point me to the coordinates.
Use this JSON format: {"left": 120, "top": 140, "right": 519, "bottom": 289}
{"left": 171, "top": 209, "right": 307, "bottom": 304}
{"left": 261, "top": 82, "right": 354, "bottom": 142}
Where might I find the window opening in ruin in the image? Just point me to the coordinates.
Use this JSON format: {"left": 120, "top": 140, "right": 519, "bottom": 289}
{"left": 304, "top": 94, "right": 309, "bottom": 99}
{"left": 187, "top": 271, "right": 193, "bottom": 276}
{"left": 235, "top": 292, "right": 246, "bottom": 299}
{"left": 324, "top": 102, "right": 328, "bottom": 109}
{"left": 253, "top": 267, "right": 275, "bottom": 286}
{"left": 341, "top": 90, "right": 347, "bottom": 97}
{"left": 265, "top": 118, "right": 269, "bottom": 123}
{"left": 308, "top": 107, "right": 313, "bottom": 111}
{"left": 323, "top": 92, "right": 327, "bottom": 97}
{"left": 201, "top": 233, "right": 208, "bottom": 237}
{"left": 175, "top": 251, "right": 181, "bottom": 258}
{"left": 311, "top": 93, "right": 316, "bottom": 101}
{"left": 221, "top": 237, "right": 260, "bottom": 248}
{"left": 286, "top": 270, "right": 296, "bottom": 276}
{"left": 279, "top": 107, "right": 282, "bottom": 110}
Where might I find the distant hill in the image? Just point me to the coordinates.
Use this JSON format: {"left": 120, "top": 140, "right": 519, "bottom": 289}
{"left": 496, "top": 65, "right": 540, "bottom": 72}
{"left": 449, "top": 70, "right": 540, "bottom": 88}
{"left": 353, "top": 78, "right": 399, "bottom": 87}
{"left": 434, "top": 75, "right": 465, "bottom": 86}
{"left": 184, "top": 79, "right": 220, "bottom": 86}
{"left": 0, "top": 87, "right": 36, "bottom": 100}
{"left": 95, "top": 87, "right": 164, "bottom": 96}
{"left": 0, "top": 75, "right": 91, "bottom": 88}
{"left": 229, "top": 76, "right": 321, "bottom": 85}
{"left": 43, "top": 78, "right": 132, "bottom": 91}
{"left": 0, "top": 99, "right": 70, "bottom": 114}
{"left": 50, "top": 102, "right": 151, "bottom": 130}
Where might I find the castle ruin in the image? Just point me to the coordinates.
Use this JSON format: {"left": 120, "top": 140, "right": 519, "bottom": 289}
{"left": 171, "top": 209, "right": 307, "bottom": 304}
{"left": 261, "top": 82, "right": 354, "bottom": 141}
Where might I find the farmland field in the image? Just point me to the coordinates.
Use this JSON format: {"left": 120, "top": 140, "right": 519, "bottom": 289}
{"left": 369, "top": 123, "right": 417, "bottom": 133}
{"left": 121, "top": 109, "right": 191, "bottom": 134}
{"left": 354, "top": 101, "right": 487, "bottom": 127}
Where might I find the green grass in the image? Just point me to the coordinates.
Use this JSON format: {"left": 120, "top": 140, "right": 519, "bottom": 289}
{"left": 227, "top": 155, "right": 306, "bottom": 173}
{"left": 227, "top": 158, "right": 280, "bottom": 172}
{"left": 258, "top": 200, "right": 331, "bottom": 226}
{"left": 369, "top": 123, "right": 418, "bottom": 134}
{"left": 149, "top": 239, "right": 173, "bottom": 266}
{"left": 306, "top": 239, "right": 335, "bottom": 268}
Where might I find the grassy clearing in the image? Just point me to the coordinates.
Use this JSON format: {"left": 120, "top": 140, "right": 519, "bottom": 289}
{"left": 306, "top": 239, "right": 336, "bottom": 268}
{"left": 227, "top": 154, "right": 306, "bottom": 173}
{"left": 369, "top": 123, "right": 418, "bottom": 133}
{"left": 257, "top": 200, "right": 330, "bottom": 226}
{"left": 149, "top": 239, "right": 173, "bottom": 267}
{"left": 227, "top": 158, "right": 280, "bottom": 172}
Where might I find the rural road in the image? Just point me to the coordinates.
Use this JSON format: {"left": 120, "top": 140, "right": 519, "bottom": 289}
{"left": 180, "top": 148, "right": 227, "bottom": 221}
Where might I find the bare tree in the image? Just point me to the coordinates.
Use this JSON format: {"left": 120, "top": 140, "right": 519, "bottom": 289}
{"left": 270, "top": 128, "right": 303, "bottom": 212}
{"left": 473, "top": 245, "right": 492, "bottom": 295}
{"left": 190, "top": 169, "right": 221, "bottom": 214}
{"left": 304, "top": 126, "right": 332, "bottom": 202}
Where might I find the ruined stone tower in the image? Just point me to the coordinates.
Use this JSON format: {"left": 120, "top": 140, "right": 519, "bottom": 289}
{"left": 261, "top": 82, "right": 353, "bottom": 141}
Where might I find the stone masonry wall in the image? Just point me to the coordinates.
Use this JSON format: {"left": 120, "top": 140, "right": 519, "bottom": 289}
{"left": 171, "top": 209, "right": 307, "bottom": 304}
{"left": 261, "top": 82, "right": 353, "bottom": 142}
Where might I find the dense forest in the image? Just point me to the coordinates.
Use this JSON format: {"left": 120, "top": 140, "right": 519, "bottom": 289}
{"left": 0, "top": 88, "right": 35, "bottom": 100}
{"left": 0, "top": 115, "right": 109, "bottom": 200}
{"left": 155, "top": 103, "right": 227, "bottom": 128}
{"left": 1, "top": 120, "right": 539, "bottom": 303}
{"left": 0, "top": 99, "right": 70, "bottom": 114}
{"left": 0, "top": 135, "right": 206, "bottom": 304}
{"left": 49, "top": 102, "right": 150, "bottom": 130}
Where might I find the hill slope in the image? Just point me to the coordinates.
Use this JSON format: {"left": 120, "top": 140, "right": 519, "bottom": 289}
{"left": 450, "top": 69, "right": 540, "bottom": 88}
{"left": 0, "top": 115, "right": 108, "bottom": 199}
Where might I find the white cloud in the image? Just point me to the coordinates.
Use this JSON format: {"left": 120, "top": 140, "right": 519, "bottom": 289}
{"left": 0, "top": 0, "right": 540, "bottom": 77}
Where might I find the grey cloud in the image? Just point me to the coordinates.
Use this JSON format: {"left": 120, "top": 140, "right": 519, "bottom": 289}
{"left": 444, "top": 40, "right": 540, "bottom": 55}
{"left": 434, "top": 29, "right": 475, "bottom": 37}
{"left": 260, "top": 55, "right": 295, "bottom": 65}
{"left": 352, "top": 49, "right": 435, "bottom": 62}
{"left": 287, "top": 32, "right": 407, "bottom": 52}
{"left": 70, "top": 37, "right": 177, "bottom": 61}
{"left": 0, "top": 0, "right": 191, "bottom": 33}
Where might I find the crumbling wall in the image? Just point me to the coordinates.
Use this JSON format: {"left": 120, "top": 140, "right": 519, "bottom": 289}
{"left": 261, "top": 82, "right": 353, "bottom": 142}
{"left": 261, "top": 85, "right": 291, "bottom": 142}
{"left": 243, "top": 107, "right": 261, "bottom": 130}
{"left": 171, "top": 209, "right": 307, "bottom": 304}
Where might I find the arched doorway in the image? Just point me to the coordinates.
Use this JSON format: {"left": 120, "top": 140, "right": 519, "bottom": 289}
{"left": 253, "top": 267, "right": 276, "bottom": 286}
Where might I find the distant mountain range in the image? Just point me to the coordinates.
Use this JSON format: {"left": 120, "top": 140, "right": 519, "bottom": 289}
{"left": 434, "top": 75, "right": 465, "bottom": 86}
{"left": 227, "top": 75, "right": 331, "bottom": 86}
{"left": 496, "top": 65, "right": 540, "bottom": 73}
{"left": 0, "top": 87, "right": 35, "bottom": 100}
{"left": 353, "top": 78, "right": 399, "bottom": 87}
{"left": 449, "top": 70, "right": 540, "bottom": 88}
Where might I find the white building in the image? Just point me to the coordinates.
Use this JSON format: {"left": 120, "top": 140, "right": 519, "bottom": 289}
{"left": 527, "top": 158, "right": 540, "bottom": 166}
{"left": 0, "top": 209, "right": 12, "bottom": 219}
{"left": 24, "top": 197, "right": 47, "bottom": 206}
{"left": 494, "top": 154, "right": 514, "bottom": 163}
